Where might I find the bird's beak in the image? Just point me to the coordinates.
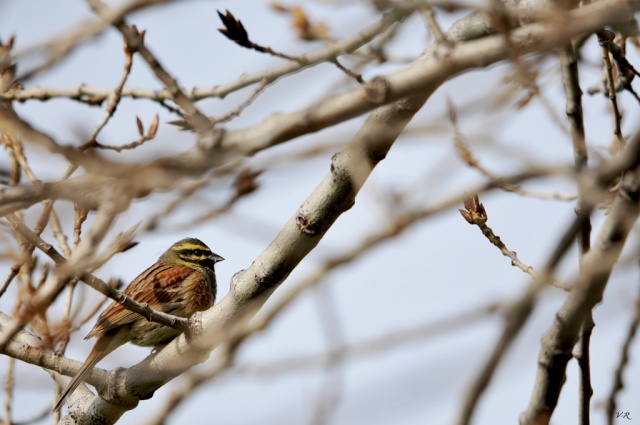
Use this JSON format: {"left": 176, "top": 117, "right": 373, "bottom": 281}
{"left": 210, "top": 253, "right": 225, "bottom": 263}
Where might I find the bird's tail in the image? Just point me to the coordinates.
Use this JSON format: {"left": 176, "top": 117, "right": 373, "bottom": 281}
{"left": 54, "top": 334, "right": 119, "bottom": 411}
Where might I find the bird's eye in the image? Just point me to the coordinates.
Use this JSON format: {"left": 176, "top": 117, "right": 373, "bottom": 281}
{"left": 193, "top": 249, "right": 203, "bottom": 257}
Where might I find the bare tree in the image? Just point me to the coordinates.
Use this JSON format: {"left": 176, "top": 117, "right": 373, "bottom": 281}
{"left": 1, "top": 1, "right": 640, "bottom": 424}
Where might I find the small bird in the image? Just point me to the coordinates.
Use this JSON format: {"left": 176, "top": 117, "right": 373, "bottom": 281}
{"left": 54, "top": 238, "right": 224, "bottom": 411}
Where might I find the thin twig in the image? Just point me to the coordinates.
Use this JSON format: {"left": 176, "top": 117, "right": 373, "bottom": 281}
{"left": 459, "top": 195, "right": 571, "bottom": 291}
{"left": 309, "top": 285, "right": 346, "bottom": 425}
{"left": 0, "top": 200, "right": 55, "bottom": 299}
{"left": 3, "top": 357, "right": 14, "bottom": 425}
{"left": 559, "top": 41, "right": 593, "bottom": 425}
{"left": 0, "top": 215, "right": 190, "bottom": 352}
{"left": 141, "top": 180, "right": 209, "bottom": 232}
{"left": 143, "top": 167, "right": 570, "bottom": 425}
{"left": 330, "top": 59, "right": 364, "bottom": 84}
{"left": 456, "top": 202, "right": 596, "bottom": 425}
{"left": 488, "top": 0, "right": 568, "bottom": 135}
{"left": 605, "top": 271, "right": 640, "bottom": 424}
{"left": 235, "top": 301, "right": 502, "bottom": 377}
{"left": 90, "top": 114, "right": 159, "bottom": 152}
{"left": 218, "top": 9, "right": 365, "bottom": 84}
{"left": 4, "top": 2, "right": 410, "bottom": 105}
{"left": 87, "top": 36, "right": 135, "bottom": 143}
{"left": 449, "top": 101, "right": 577, "bottom": 201}
{"left": 73, "top": 204, "right": 88, "bottom": 250}
{"left": 597, "top": 30, "right": 625, "bottom": 151}
{"left": 211, "top": 79, "right": 270, "bottom": 124}
{"left": 521, "top": 132, "right": 640, "bottom": 425}
{"left": 420, "top": 4, "right": 446, "bottom": 43}
{"left": 145, "top": 298, "right": 502, "bottom": 425}
{"left": 50, "top": 209, "right": 72, "bottom": 257}
{"left": 15, "top": 0, "right": 167, "bottom": 82}
{"left": 0, "top": 268, "right": 19, "bottom": 299}
{"left": 186, "top": 169, "right": 262, "bottom": 226}
{"left": 455, "top": 127, "right": 640, "bottom": 425}
{"left": 559, "top": 45, "right": 590, "bottom": 253}
{"left": 71, "top": 291, "right": 115, "bottom": 332}
{"left": 87, "top": 0, "right": 213, "bottom": 136}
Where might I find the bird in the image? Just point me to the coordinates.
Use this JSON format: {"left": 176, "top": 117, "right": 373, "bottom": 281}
{"left": 54, "top": 237, "right": 224, "bottom": 411}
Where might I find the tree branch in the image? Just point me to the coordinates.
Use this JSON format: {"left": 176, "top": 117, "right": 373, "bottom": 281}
{"left": 3, "top": 216, "right": 192, "bottom": 342}
{"left": 59, "top": 49, "right": 438, "bottom": 423}
{"left": 520, "top": 132, "right": 640, "bottom": 425}
{"left": 1, "top": 0, "right": 637, "bottom": 221}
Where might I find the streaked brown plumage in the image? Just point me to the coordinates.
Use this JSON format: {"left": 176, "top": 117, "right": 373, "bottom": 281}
{"left": 54, "top": 238, "right": 223, "bottom": 411}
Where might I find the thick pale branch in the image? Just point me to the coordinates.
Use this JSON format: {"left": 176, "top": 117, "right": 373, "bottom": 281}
{"left": 42, "top": 3, "right": 640, "bottom": 421}
{"left": 1, "top": 0, "right": 637, "bottom": 221}
{"left": 220, "top": 0, "right": 638, "bottom": 155}
{"left": 0, "top": 313, "right": 110, "bottom": 388}
{"left": 61, "top": 64, "right": 438, "bottom": 424}
{"left": 2, "top": 3, "right": 638, "bottom": 424}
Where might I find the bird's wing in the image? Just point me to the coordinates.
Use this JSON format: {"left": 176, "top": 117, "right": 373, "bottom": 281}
{"left": 85, "top": 263, "right": 194, "bottom": 339}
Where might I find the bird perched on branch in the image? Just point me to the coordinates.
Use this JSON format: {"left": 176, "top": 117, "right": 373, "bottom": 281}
{"left": 54, "top": 238, "right": 224, "bottom": 411}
